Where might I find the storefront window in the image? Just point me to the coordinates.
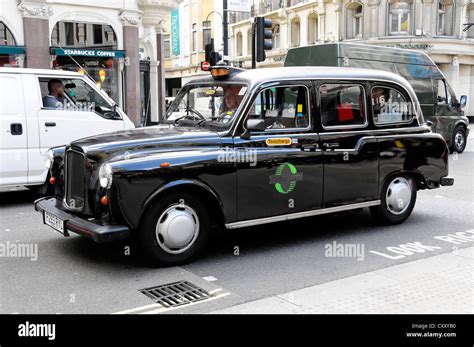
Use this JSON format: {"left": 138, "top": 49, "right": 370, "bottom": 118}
{"left": 0, "top": 21, "right": 24, "bottom": 67}
{"left": 51, "top": 21, "right": 119, "bottom": 103}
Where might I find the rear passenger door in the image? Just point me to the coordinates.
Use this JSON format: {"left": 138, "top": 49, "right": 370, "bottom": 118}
{"left": 317, "top": 82, "right": 379, "bottom": 208}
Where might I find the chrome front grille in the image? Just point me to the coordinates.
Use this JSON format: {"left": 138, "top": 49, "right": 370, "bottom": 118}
{"left": 64, "top": 149, "right": 86, "bottom": 211}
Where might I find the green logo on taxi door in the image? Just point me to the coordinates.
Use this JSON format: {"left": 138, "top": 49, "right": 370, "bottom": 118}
{"left": 269, "top": 162, "right": 303, "bottom": 194}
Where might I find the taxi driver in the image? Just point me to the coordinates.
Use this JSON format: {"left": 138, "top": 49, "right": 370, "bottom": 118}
{"left": 219, "top": 86, "right": 244, "bottom": 123}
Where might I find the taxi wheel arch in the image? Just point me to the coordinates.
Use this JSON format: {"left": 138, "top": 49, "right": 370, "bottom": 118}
{"left": 370, "top": 172, "right": 417, "bottom": 225}
{"left": 137, "top": 185, "right": 222, "bottom": 267}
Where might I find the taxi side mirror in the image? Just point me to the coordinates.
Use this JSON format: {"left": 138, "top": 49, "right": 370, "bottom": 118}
{"left": 246, "top": 118, "right": 266, "bottom": 132}
{"left": 459, "top": 95, "right": 467, "bottom": 108}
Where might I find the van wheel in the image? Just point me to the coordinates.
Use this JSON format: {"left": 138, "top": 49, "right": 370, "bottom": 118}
{"left": 370, "top": 175, "right": 417, "bottom": 225}
{"left": 450, "top": 125, "right": 467, "bottom": 154}
{"left": 138, "top": 192, "right": 210, "bottom": 267}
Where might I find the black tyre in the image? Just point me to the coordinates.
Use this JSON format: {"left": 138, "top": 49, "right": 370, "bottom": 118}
{"left": 370, "top": 175, "right": 417, "bottom": 225}
{"left": 450, "top": 125, "right": 467, "bottom": 154}
{"left": 138, "top": 192, "right": 210, "bottom": 267}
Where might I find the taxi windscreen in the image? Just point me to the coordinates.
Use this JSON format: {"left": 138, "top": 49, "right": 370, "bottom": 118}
{"left": 165, "top": 83, "right": 248, "bottom": 129}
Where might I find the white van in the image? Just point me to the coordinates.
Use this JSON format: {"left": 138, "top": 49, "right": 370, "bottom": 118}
{"left": 0, "top": 67, "right": 134, "bottom": 191}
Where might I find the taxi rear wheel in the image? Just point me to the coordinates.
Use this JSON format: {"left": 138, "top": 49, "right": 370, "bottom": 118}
{"left": 139, "top": 192, "right": 210, "bottom": 267}
{"left": 370, "top": 174, "right": 417, "bottom": 225}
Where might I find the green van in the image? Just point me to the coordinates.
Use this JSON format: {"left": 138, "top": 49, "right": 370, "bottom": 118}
{"left": 285, "top": 43, "right": 469, "bottom": 153}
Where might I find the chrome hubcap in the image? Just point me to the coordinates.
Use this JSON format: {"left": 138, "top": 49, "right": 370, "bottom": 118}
{"left": 386, "top": 177, "right": 412, "bottom": 215}
{"left": 155, "top": 200, "right": 199, "bottom": 255}
{"left": 455, "top": 131, "right": 464, "bottom": 150}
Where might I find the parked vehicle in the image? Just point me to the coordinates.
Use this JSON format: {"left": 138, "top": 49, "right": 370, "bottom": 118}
{"left": 285, "top": 43, "right": 470, "bottom": 153}
{"left": 35, "top": 65, "right": 453, "bottom": 266}
{"left": 0, "top": 67, "right": 134, "bottom": 191}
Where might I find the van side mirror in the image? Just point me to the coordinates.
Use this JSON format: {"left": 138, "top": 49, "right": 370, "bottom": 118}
{"left": 103, "top": 105, "right": 121, "bottom": 120}
{"left": 246, "top": 118, "right": 266, "bottom": 132}
{"left": 459, "top": 95, "right": 467, "bottom": 108}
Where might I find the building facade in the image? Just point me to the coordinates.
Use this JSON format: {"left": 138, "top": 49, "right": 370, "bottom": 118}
{"left": 0, "top": 0, "right": 180, "bottom": 125}
{"left": 229, "top": 0, "right": 474, "bottom": 117}
{"left": 164, "top": 0, "right": 224, "bottom": 97}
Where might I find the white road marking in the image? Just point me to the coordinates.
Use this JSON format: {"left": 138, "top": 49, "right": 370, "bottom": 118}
{"left": 113, "top": 302, "right": 164, "bottom": 314}
{"left": 113, "top": 288, "right": 229, "bottom": 314}
{"left": 203, "top": 276, "right": 218, "bottom": 282}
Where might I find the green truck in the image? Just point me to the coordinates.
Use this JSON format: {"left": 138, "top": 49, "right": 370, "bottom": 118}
{"left": 285, "top": 43, "right": 469, "bottom": 153}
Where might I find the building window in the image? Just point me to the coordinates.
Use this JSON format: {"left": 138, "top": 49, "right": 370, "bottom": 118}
{"left": 308, "top": 13, "right": 318, "bottom": 44}
{"left": 291, "top": 17, "right": 301, "bottom": 47}
{"left": 465, "top": 4, "right": 474, "bottom": 38}
{"left": 437, "top": 0, "right": 454, "bottom": 35}
{"left": 247, "top": 29, "right": 252, "bottom": 55}
{"left": 236, "top": 32, "right": 243, "bottom": 56}
{"left": 65, "top": 22, "right": 74, "bottom": 46}
{"left": 52, "top": 22, "right": 117, "bottom": 48}
{"left": 272, "top": 24, "right": 280, "bottom": 48}
{"left": 164, "top": 34, "right": 171, "bottom": 58}
{"left": 192, "top": 23, "right": 198, "bottom": 52}
{"left": 51, "top": 25, "right": 59, "bottom": 45}
{"left": 0, "top": 22, "right": 16, "bottom": 46}
{"left": 203, "top": 21, "right": 211, "bottom": 46}
{"left": 92, "top": 24, "right": 103, "bottom": 44}
{"left": 346, "top": 3, "right": 363, "bottom": 39}
{"left": 389, "top": 0, "right": 412, "bottom": 35}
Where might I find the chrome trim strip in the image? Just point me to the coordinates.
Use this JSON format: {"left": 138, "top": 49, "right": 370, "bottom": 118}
{"left": 225, "top": 200, "right": 381, "bottom": 229}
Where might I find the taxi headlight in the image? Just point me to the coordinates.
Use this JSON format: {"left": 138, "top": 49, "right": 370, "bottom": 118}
{"left": 45, "top": 150, "right": 54, "bottom": 170}
{"left": 99, "top": 163, "right": 113, "bottom": 189}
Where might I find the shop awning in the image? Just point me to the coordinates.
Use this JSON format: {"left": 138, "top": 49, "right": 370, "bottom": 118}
{"left": 50, "top": 47, "right": 126, "bottom": 58}
{"left": 0, "top": 46, "right": 26, "bottom": 55}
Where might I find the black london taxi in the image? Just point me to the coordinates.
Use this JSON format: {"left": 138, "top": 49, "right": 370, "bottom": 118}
{"left": 35, "top": 65, "right": 454, "bottom": 266}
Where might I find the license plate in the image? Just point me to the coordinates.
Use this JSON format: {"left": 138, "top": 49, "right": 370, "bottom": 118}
{"left": 44, "top": 211, "right": 65, "bottom": 235}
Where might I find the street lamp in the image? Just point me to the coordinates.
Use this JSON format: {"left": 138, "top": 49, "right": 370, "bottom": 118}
{"left": 205, "top": 0, "right": 229, "bottom": 63}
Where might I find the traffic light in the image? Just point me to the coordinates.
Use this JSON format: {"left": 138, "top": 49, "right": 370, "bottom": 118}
{"left": 255, "top": 17, "right": 272, "bottom": 62}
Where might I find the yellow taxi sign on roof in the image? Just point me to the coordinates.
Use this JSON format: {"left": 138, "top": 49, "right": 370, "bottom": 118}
{"left": 211, "top": 66, "right": 230, "bottom": 78}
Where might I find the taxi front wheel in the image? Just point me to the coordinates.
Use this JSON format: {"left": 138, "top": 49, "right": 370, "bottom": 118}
{"left": 370, "top": 175, "right": 417, "bottom": 225}
{"left": 138, "top": 192, "right": 210, "bottom": 267}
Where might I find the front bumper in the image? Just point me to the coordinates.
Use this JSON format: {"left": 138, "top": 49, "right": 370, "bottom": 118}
{"left": 34, "top": 197, "right": 130, "bottom": 243}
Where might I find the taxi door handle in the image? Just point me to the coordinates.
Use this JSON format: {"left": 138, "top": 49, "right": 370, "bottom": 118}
{"left": 301, "top": 144, "right": 318, "bottom": 151}
{"left": 45, "top": 122, "right": 56, "bottom": 127}
{"left": 323, "top": 143, "right": 339, "bottom": 148}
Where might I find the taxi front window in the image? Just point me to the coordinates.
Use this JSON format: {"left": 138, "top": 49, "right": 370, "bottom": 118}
{"left": 165, "top": 83, "right": 248, "bottom": 129}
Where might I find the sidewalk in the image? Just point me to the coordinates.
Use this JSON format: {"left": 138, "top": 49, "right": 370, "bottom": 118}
{"left": 212, "top": 247, "right": 474, "bottom": 314}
